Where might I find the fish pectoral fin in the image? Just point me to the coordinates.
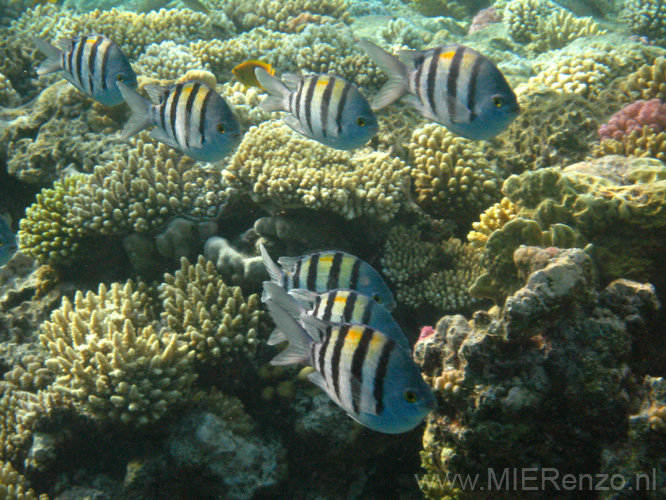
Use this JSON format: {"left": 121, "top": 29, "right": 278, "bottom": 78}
{"left": 350, "top": 374, "right": 380, "bottom": 415}
{"left": 150, "top": 129, "right": 180, "bottom": 149}
{"left": 403, "top": 95, "right": 437, "bottom": 122}
{"left": 448, "top": 97, "right": 472, "bottom": 124}
{"left": 307, "top": 371, "right": 329, "bottom": 393}
{"left": 283, "top": 115, "right": 307, "bottom": 137}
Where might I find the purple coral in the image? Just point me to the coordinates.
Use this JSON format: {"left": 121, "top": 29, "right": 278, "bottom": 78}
{"left": 469, "top": 6, "right": 502, "bottom": 35}
{"left": 598, "top": 98, "right": 666, "bottom": 141}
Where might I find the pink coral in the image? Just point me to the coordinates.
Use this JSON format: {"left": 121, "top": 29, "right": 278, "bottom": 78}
{"left": 469, "top": 7, "right": 502, "bottom": 35}
{"left": 418, "top": 325, "right": 436, "bottom": 342}
{"left": 598, "top": 99, "right": 666, "bottom": 141}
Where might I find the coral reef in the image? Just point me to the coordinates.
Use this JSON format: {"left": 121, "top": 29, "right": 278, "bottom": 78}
{"left": 626, "top": 57, "right": 666, "bottom": 101}
{"left": 0, "top": 459, "right": 47, "bottom": 500}
{"left": 469, "top": 6, "right": 502, "bottom": 34}
{"left": 39, "top": 281, "right": 197, "bottom": 425}
{"left": 409, "top": 0, "right": 468, "bottom": 19}
{"left": 381, "top": 225, "right": 483, "bottom": 314}
{"left": 467, "top": 197, "right": 518, "bottom": 249}
{"left": 527, "top": 10, "right": 607, "bottom": 53}
{"left": 599, "top": 98, "right": 666, "bottom": 140}
{"left": 623, "top": 0, "right": 666, "bottom": 43}
{"left": 408, "top": 124, "right": 502, "bottom": 228}
{"left": 416, "top": 247, "right": 660, "bottom": 500}
{"left": 225, "top": 121, "right": 410, "bottom": 222}
{"left": 502, "top": 0, "right": 559, "bottom": 44}
{"left": 159, "top": 256, "right": 264, "bottom": 364}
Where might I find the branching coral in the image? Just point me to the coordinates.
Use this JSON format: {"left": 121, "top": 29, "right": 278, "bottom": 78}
{"left": 625, "top": 57, "right": 666, "bottom": 101}
{"left": 408, "top": 123, "right": 502, "bottom": 227}
{"left": 0, "top": 459, "right": 47, "bottom": 500}
{"left": 595, "top": 126, "right": 666, "bottom": 161}
{"left": 527, "top": 10, "right": 607, "bottom": 53}
{"left": 381, "top": 225, "right": 483, "bottom": 313}
{"left": 467, "top": 197, "right": 518, "bottom": 249}
{"left": 502, "top": 0, "right": 559, "bottom": 44}
{"left": 224, "top": 121, "right": 410, "bottom": 222}
{"left": 40, "top": 281, "right": 196, "bottom": 425}
{"left": 623, "top": 0, "right": 666, "bottom": 43}
{"left": 159, "top": 256, "right": 264, "bottom": 363}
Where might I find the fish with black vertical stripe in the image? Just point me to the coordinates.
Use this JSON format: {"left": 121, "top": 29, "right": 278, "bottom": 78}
{"left": 260, "top": 243, "right": 396, "bottom": 310}
{"left": 117, "top": 80, "right": 241, "bottom": 162}
{"left": 264, "top": 284, "right": 435, "bottom": 434}
{"left": 33, "top": 35, "right": 137, "bottom": 106}
{"left": 359, "top": 39, "right": 519, "bottom": 140}
{"left": 263, "top": 282, "right": 408, "bottom": 349}
{"left": 254, "top": 69, "right": 378, "bottom": 150}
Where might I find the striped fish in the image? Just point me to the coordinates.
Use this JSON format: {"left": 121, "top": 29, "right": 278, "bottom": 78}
{"left": 260, "top": 243, "right": 396, "bottom": 310}
{"left": 264, "top": 285, "right": 435, "bottom": 434}
{"left": 117, "top": 81, "right": 241, "bottom": 162}
{"left": 33, "top": 35, "right": 137, "bottom": 106}
{"left": 255, "top": 69, "right": 378, "bottom": 150}
{"left": 359, "top": 39, "right": 520, "bottom": 140}
{"left": 263, "top": 282, "right": 408, "bottom": 349}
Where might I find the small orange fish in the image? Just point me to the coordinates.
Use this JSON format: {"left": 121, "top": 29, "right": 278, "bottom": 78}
{"left": 232, "top": 60, "right": 275, "bottom": 90}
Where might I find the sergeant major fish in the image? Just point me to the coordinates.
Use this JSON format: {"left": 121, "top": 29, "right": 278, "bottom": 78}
{"left": 263, "top": 281, "right": 408, "bottom": 349}
{"left": 260, "top": 243, "right": 396, "bottom": 310}
{"left": 33, "top": 34, "right": 137, "bottom": 106}
{"left": 358, "top": 39, "right": 519, "bottom": 140}
{"left": 265, "top": 284, "right": 435, "bottom": 434}
{"left": 117, "top": 81, "right": 242, "bottom": 162}
{"left": 254, "top": 68, "right": 378, "bottom": 150}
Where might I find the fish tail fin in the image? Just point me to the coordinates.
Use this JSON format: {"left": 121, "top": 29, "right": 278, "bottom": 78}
{"left": 288, "top": 288, "right": 318, "bottom": 310}
{"left": 32, "top": 36, "right": 63, "bottom": 75}
{"left": 266, "top": 298, "right": 312, "bottom": 366}
{"left": 259, "top": 243, "right": 283, "bottom": 287}
{"left": 117, "top": 82, "right": 151, "bottom": 139}
{"left": 255, "top": 68, "right": 289, "bottom": 112}
{"left": 263, "top": 281, "right": 305, "bottom": 346}
{"left": 358, "top": 39, "right": 409, "bottom": 110}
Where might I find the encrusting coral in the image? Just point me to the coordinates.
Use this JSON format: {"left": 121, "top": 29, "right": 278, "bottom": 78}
{"left": 224, "top": 121, "right": 410, "bottom": 223}
{"left": 416, "top": 247, "right": 660, "bottom": 500}
{"left": 39, "top": 281, "right": 197, "bottom": 425}
{"left": 159, "top": 256, "right": 264, "bottom": 363}
{"left": 381, "top": 225, "right": 483, "bottom": 314}
{"left": 408, "top": 123, "right": 502, "bottom": 228}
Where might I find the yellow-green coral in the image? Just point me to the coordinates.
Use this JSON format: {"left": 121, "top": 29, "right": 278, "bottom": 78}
{"left": 381, "top": 225, "right": 483, "bottom": 313}
{"left": 160, "top": 256, "right": 264, "bottom": 362}
{"left": 40, "top": 281, "right": 196, "bottom": 425}
{"left": 594, "top": 126, "right": 666, "bottom": 162}
{"left": 467, "top": 197, "right": 519, "bottom": 249}
{"left": 625, "top": 57, "right": 666, "bottom": 101}
{"left": 225, "top": 121, "right": 410, "bottom": 222}
{"left": 623, "top": 0, "right": 666, "bottom": 42}
{"left": 527, "top": 10, "right": 607, "bottom": 53}
{"left": 18, "top": 175, "right": 85, "bottom": 265}
{"left": 408, "top": 123, "right": 502, "bottom": 225}
{"left": 503, "top": 0, "right": 559, "bottom": 44}
{"left": 0, "top": 459, "right": 48, "bottom": 500}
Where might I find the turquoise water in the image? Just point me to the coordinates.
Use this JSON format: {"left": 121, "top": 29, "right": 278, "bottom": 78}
{"left": 1, "top": 0, "right": 665, "bottom": 498}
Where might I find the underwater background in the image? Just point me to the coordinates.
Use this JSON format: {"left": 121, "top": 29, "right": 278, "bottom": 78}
{"left": 1, "top": 0, "right": 666, "bottom": 498}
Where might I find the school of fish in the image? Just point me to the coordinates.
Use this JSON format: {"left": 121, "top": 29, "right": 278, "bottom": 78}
{"left": 20, "top": 31, "right": 522, "bottom": 433}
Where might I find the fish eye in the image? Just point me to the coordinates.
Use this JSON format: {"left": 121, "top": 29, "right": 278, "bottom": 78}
{"left": 117, "top": 74, "right": 125, "bottom": 82}
{"left": 404, "top": 390, "right": 418, "bottom": 403}
{"left": 217, "top": 123, "right": 226, "bottom": 134}
{"left": 372, "top": 293, "right": 382, "bottom": 303}
{"left": 357, "top": 117, "right": 366, "bottom": 127}
{"left": 493, "top": 96, "right": 504, "bottom": 107}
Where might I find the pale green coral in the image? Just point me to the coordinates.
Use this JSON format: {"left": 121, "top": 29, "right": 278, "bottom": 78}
{"left": 39, "top": 281, "right": 196, "bottom": 425}
{"left": 225, "top": 121, "right": 410, "bottom": 222}
{"left": 382, "top": 225, "right": 483, "bottom": 313}
{"left": 502, "top": 0, "right": 560, "bottom": 44}
{"left": 527, "top": 10, "right": 607, "bottom": 53}
{"left": 159, "top": 256, "right": 264, "bottom": 362}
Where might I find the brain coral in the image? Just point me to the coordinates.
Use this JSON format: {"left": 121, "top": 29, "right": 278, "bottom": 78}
{"left": 159, "top": 256, "right": 264, "bottom": 363}
{"left": 40, "top": 281, "right": 197, "bottom": 425}
{"left": 381, "top": 225, "right": 483, "bottom": 314}
{"left": 224, "top": 121, "right": 410, "bottom": 222}
{"left": 408, "top": 123, "right": 502, "bottom": 228}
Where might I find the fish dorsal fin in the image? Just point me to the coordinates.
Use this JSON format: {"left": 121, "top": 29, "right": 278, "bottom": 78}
{"left": 259, "top": 243, "right": 283, "bottom": 284}
{"left": 281, "top": 74, "right": 303, "bottom": 92}
{"left": 144, "top": 84, "right": 169, "bottom": 105}
{"left": 299, "top": 313, "right": 328, "bottom": 344}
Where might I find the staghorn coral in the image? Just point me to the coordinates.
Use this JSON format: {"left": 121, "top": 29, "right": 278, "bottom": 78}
{"left": 224, "top": 121, "right": 410, "bottom": 222}
{"left": 408, "top": 123, "right": 502, "bottom": 227}
{"left": 18, "top": 175, "right": 86, "bottom": 266}
{"left": 416, "top": 247, "right": 660, "bottom": 500}
{"left": 623, "top": 0, "right": 666, "bottom": 43}
{"left": 40, "top": 281, "right": 197, "bottom": 425}
{"left": 381, "top": 225, "right": 483, "bottom": 313}
{"left": 159, "top": 256, "right": 264, "bottom": 363}
{"left": 0, "top": 459, "right": 47, "bottom": 500}
{"left": 467, "top": 197, "right": 518, "bottom": 249}
{"left": 527, "top": 10, "right": 607, "bottom": 53}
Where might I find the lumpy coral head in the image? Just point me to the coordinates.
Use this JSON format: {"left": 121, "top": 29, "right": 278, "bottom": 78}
{"left": 599, "top": 98, "right": 666, "bottom": 141}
